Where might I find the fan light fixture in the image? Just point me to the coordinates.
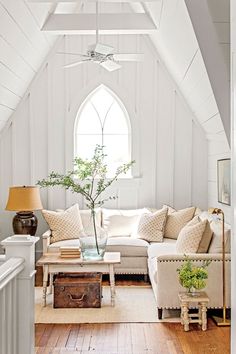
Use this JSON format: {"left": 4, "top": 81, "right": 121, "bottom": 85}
{"left": 61, "top": 1, "right": 144, "bottom": 72}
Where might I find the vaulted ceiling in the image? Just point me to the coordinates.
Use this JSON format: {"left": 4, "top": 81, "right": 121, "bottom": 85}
{"left": 0, "top": 0, "right": 230, "bottom": 142}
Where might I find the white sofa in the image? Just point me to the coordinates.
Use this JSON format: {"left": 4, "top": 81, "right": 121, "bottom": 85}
{"left": 42, "top": 207, "right": 231, "bottom": 319}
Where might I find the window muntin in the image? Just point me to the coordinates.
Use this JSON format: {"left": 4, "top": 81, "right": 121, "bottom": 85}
{"left": 75, "top": 86, "right": 131, "bottom": 177}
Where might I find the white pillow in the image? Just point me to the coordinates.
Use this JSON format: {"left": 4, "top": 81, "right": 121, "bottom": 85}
{"left": 208, "top": 221, "right": 231, "bottom": 253}
{"left": 135, "top": 208, "right": 168, "bottom": 242}
{"left": 42, "top": 204, "right": 85, "bottom": 244}
{"left": 102, "top": 208, "right": 147, "bottom": 237}
{"left": 176, "top": 219, "right": 207, "bottom": 253}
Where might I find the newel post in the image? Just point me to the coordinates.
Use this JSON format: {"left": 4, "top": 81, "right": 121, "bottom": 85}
{"left": 1, "top": 236, "right": 39, "bottom": 354}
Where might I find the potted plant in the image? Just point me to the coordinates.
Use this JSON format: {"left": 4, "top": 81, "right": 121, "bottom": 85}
{"left": 177, "top": 257, "right": 211, "bottom": 295}
{"left": 37, "top": 145, "right": 134, "bottom": 260}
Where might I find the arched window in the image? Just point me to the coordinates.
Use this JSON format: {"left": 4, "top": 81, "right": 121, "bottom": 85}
{"left": 74, "top": 85, "right": 131, "bottom": 177}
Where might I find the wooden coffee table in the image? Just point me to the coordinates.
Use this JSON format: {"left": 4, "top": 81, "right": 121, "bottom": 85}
{"left": 37, "top": 252, "right": 121, "bottom": 307}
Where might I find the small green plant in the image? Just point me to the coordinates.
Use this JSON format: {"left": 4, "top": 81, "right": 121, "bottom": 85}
{"left": 37, "top": 145, "right": 135, "bottom": 255}
{"left": 177, "top": 257, "right": 211, "bottom": 293}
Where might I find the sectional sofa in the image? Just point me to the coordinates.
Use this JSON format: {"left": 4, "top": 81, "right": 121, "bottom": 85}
{"left": 42, "top": 206, "right": 231, "bottom": 319}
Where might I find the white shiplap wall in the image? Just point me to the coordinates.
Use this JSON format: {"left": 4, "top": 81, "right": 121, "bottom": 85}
{"left": 0, "top": 34, "right": 208, "bottom": 252}
{"left": 208, "top": 134, "right": 231, "bottom": 223}
{"left": 147, "top": 0, "right": 231, "bottom": 222}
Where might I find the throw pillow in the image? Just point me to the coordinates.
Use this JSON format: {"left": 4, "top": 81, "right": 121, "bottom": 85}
{"left": 135, "top": 208, "right": 168, "bottom": 242}
{"left": 176, "top": 219, "right": 207, "bottom": 253}
{"left": 208, "top": 221, "right": 231, "bottom": 254}
{"left": 187, "top": 216, "right": 213, "bottom": 253}
{"left": 164, "top": 207, "right": 196, "bottom": 239}
{"left": 42, "top": 204, "right": 84, "bottom": 244}
{"left": 102, "top": 208, "right": 147, "bottom": 237}
{"left": 163, "top": 204, "right": 176, "bottom": 214}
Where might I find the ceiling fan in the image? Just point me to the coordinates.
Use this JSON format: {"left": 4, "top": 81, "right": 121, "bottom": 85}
{"left": 60, "top": 2, "right": 144, "bottom": 72}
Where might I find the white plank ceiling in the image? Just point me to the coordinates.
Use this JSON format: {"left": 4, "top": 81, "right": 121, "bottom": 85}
{"left": 0, "top": 0, "right": 58, "bottom": 126}
{"left": 0, "top": 0, "right": 230, "bottom": 142}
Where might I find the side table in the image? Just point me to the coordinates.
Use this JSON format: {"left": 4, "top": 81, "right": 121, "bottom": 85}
{"left": 178, "top": 291, "right": 209, "bottom": 331}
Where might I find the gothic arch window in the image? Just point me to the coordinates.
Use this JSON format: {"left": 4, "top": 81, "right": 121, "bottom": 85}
{"left": 74, "top": 85, "right": 131, "bottom": 177}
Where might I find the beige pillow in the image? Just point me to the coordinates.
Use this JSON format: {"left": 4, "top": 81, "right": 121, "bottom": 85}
{"left": 194, "top": 207, "right": 202, "bottom": 216}
{"left": 176, "top": 219, "right": 207, "bottom": 253}
{"left": 164, "top": 207, "right": 196, "bottom": 239}
{"left": 163, "top": 204, "right": 176, "bottom": 214}
{"left": 135, "top": 208, "right": 168, "bottom": 242}
{"left": 187, "top": 216, "right": 213, "bottom": 253}
{"left": 42, "top": 204, "right": 84, "bottom": 244}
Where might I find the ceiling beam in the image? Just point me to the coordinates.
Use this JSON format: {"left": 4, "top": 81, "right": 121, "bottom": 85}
{"left": 42, "top": 13, "right": 157, "bottom": 34}
{"left": 185, "top": 0, "right": 230, "bottom": 144}
{"left": 29, "top": 0, "right": 160, "bottom": 2}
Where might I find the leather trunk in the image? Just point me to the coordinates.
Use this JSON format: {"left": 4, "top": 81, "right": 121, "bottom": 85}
{"left": 53, "top": 272, "right": 102, "bottom": 308}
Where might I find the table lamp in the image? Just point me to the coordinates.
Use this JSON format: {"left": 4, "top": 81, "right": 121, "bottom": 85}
{"left": 5, "top": 186, "right": 43, "bottom": 236}
{"left": 208, "top": 207, "right": 230, "bottom": 326}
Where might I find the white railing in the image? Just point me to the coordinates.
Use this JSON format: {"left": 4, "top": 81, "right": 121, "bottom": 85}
{"left": 0, "top": 257, "right": 25, "bottom": 354}
{"left": 0, "top": 236, "right": 39, "bottom": 354}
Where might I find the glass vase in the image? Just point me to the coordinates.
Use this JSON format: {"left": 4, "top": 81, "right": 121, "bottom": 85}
{"left": 187, "top": 287, "right": 200, "bottom": 297}
{"left": 80, "top": 211, "right": 107, "bottom": 261}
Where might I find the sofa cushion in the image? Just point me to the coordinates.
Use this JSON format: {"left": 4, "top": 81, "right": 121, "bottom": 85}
{"left": 187, "top": 216, "right": 213, "bottom": 253}
{"left": 106, "top": 237, "right": 149, "bottom": 257}
{"left": 147, "top": 238, "right": 177, "bottom": 259}
{"left": 176, "top": 219, "right": 207, "bottom": 253}
{"left": 80, "top": 209, "right": 102, "bottom": 234}
{"left": 163, "top": 204, "right": 176, "bottom": 214}
{"left": 42, "top": 204, "right": 84, "bottom": 244}
{"left": 102, "top": 208, "right": 146, "bottom": 237}
{"left": 48, "top": 238, "right": 81, "bottom": 252}
{"left": 208, "top": 221, "right": 231, "bottom": 253}
{"left": 164, "top": 207, "right": 196, "bottom": 239}
{"left": 56, "top": 208, "right": 102, "bottom": 235}
{"left": 134, "top": 208, "right": 168, "bottom": 242}
{"left": 47, "top": 236, "right": 149, "bottom": 257}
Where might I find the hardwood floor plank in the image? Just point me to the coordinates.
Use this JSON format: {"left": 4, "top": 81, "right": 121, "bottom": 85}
{"left": 35, "top": 321, "right": 230, "bottom": 354}
{"left": 65, "top": 324, "right": 80, "bottom": 349}
{"left": 55, "top": 324, "right": 72, "bottom": 348}
{"left": 117, "top": 323, "right": 133, "bottom": 354}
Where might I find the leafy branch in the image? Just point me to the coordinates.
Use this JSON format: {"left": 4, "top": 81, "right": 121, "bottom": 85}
{"left": 37, "top": 145, "right": 135, "bottom": 255}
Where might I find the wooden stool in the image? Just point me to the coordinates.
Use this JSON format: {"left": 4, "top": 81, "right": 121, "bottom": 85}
{"left": 178, "top": 291, "right": 209, "bottom": 331}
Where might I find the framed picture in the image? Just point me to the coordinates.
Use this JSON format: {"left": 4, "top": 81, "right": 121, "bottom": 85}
{"left": 217, "top": 158, "right": 231, "bottom": 205}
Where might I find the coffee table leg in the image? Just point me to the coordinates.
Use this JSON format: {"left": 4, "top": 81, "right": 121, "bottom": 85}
{"left": 43, "top": 265, "right": 48, "bottom": 307}
{"left": 49, "top": 273, "right": 53, "bottom": 294}
{"left": 109, "top": 264, "right": 115, "bottom": 306}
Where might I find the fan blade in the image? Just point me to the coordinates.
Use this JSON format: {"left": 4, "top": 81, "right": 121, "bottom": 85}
{"left": 89, "top": 43, "right": 114, "bottom": 56}
{"left": 100, "top": 60, "right": 121, "bottom": 72}
{"left": 113, "top": 54, "right": 144, "bottom": 62}
{"left": 57, "top": 52, "right": 89, "bottom": 58}
{"left": 64, "top": 59, "right": 91, "bottom": 68}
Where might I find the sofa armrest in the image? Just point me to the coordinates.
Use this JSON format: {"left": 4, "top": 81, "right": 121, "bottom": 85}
{"left": 151, "top": 253, "right": 231, "bottom": 309}
{"left": 42, "top": 230, "right": 51, "bottom": 254}
{"left": 156, "top": 253, "right": 231, "bottom": 262}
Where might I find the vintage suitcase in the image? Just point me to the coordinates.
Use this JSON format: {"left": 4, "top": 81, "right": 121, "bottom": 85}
{"left": 53, "top": 272, "right": 102, "bottom": 308}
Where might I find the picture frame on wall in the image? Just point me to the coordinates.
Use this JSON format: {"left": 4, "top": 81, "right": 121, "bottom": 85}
{"left": 217, "top": 158, "right": 231, "bottom": 206}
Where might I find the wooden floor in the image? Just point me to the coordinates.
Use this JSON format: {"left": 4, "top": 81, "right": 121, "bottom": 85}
{"left": 35, "top": 271, "right": 230, "bottom": 354}
{"left": 35, "top": 320, "right": 230, "bottom": 354}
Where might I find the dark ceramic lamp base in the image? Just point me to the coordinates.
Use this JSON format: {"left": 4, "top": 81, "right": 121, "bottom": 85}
{"left": 13, "top": 211, "right": 38, "bottom": 236}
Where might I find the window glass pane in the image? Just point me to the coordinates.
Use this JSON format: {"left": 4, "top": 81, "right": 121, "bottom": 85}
{"left": 78, "top": 103, "right": 101, "bottom": 134}
{"left": 103, "top": 135, "right": 130, "bottom": 175}
{"left": 75, "top": 135, "right": 103, "bottom": 159}
{"left": 104, "top": 101, "right": 128, "bottom": 134}
{"left": 90, "top": 87, "right": 114, "bottom": 125}
{"left": 75, "top": 86, "right": 132, "bottom": 178}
